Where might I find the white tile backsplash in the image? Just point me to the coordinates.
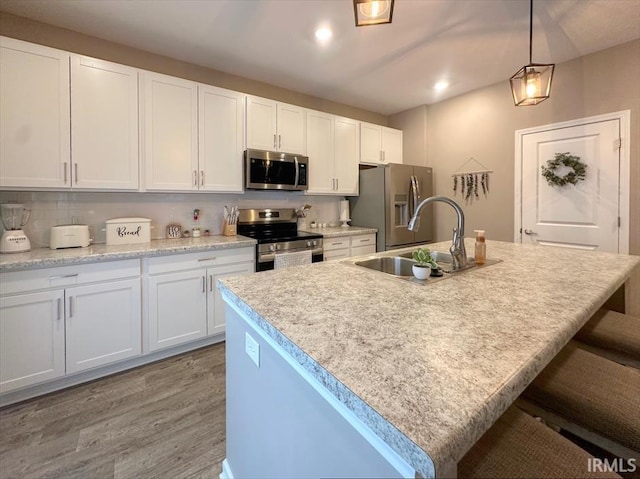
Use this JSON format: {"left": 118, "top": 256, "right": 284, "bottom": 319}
{"left": 0, "top": 190, "right": 343, "bottom": 248}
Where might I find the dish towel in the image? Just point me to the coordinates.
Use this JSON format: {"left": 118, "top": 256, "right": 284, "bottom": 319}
{"left": 274, "top": 250, "right": 312, "bottom": 270}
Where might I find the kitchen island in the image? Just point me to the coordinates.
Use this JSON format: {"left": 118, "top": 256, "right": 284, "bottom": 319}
{"left": 218, "top": 240, "right": 639, "bottom": 478}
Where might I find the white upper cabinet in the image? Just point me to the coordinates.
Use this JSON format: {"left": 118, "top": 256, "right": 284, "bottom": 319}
{"left": 143, "top": 72, "right": 199, "bottom": 191}
{"left": 0, "top": 37, "right": 70, "bottom": 189}
{"left": 71, "top": 55, "right": 139, "bottom": 190}
{"left": 333, "top": 116, "right": 359, "bottom": 195}
{"left": 307, "top": 111, "right": 359, "bottom": 196}
{"left": 198, "top": 84, "right": 244, "bottom": 193}
{"left": 360, "top": 122, "right": 403, "bottom": 165}
{"left": 306, "top": 110, "right": 335, "bottom": 195}
{"left": 246, "top": 95, "right": 305, "bottom": 154}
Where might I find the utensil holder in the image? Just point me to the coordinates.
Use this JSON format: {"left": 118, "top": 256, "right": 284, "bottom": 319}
{"left": 222, "top": 222, "right": 237, "bottom": 236}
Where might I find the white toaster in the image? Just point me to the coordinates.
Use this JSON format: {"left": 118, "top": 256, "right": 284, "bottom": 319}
{"left": 50, "top": 225, "right": 91, "bottom": 249}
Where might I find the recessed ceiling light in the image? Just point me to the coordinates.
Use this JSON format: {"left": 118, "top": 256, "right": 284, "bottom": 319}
{"left": 434, "top": 81, "right": 449, "bottom": 91}
{"left": 315, "top": 27, "right": 333, "bottom": 42}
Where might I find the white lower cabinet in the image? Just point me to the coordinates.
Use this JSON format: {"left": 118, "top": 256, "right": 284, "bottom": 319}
{"left": 323, "top": 234, "right": 376, "bottom": 261}
{"left": 145, "top": 248, "right": 254, "bottom": 352}
{"left": 0, "top": 290, "right": 66, "bottom": 392}
{"left": 0, "top": 260, "right": 141, "bottom": 393}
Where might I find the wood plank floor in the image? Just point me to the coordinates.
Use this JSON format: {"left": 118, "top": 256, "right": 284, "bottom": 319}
{"left": 0, "top": 343, "right": 226, "bottom": 479}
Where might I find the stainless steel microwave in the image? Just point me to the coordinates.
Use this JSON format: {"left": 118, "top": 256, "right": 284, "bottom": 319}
{"left": 244, "top": 149, "right": 308, "bottom": 191}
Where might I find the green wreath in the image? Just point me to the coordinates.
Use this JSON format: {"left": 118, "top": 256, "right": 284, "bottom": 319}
{"left": 541, "top": 152, "right": 587, "bottom": 187}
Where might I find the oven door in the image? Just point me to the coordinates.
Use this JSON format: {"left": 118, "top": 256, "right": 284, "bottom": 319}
{"left": 245, "top": 149, "right": 308, "bottom": 191}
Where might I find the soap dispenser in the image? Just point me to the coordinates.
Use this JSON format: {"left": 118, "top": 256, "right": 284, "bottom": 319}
{"left": 474, "top": 230, "right": 486, "bottom": 265}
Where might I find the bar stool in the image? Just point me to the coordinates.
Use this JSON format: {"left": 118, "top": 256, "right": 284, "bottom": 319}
{"left": 575, "top": 309, "right": 640, "bottom": 369}
{"left": 459, "top": 406, "right": 621, "bottom": 478}
{"left": 520, "top": 341, "right": 640, "bottom": 460}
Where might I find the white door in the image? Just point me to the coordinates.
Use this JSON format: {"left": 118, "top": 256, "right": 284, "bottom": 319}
{"left": 360, "top": 122, "right": 383, "bottom": 164}
{"left": 334, "top": 116, "right": 360, "bottom": 195}
{"left": 0, "top": 37, "right": 70, "bottom": 188}
{"left": 144, "top": 72, "right": 198, "bottom": 191}
{"left": 65, "top": 279, "right": 141, "bottom": 373}
{"left": 381, "top": 127, "right": 403, "bottom": 165}
{"left": 71, "top": 55, "right": 139, "bottom": 190}
{"left": 199, "top": 84, "right": 244, "bottom": 192}
{"left": 246, "top": 95, "right": 278, "bottom": 151}
{"left": 147, "top": 270, "right": 207, "bottom": 351}
{"left": 520, "top": 119, "right": 621, "bottom": 252}
{"left": 306, "top": 110, "right": 335, "bottom": 194}
{"left": 277, "top": 102, "right": 306, "bottom": 154}
{"left": 208, "top": 262, "right": 254, "bottom": 336}
{"left": 0, "top": 290, "right": 66, "bottom": 392}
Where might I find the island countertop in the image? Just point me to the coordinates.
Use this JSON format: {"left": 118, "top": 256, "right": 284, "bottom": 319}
{"left": 218, "top": 240, "right": 639, "bottom": 477}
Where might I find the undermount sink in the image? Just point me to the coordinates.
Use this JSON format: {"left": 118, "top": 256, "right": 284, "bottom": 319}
{"left": 352, "top": 251, "right": 501, "bottom": 285}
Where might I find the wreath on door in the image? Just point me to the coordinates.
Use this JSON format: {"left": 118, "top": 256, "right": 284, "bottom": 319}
{"left": 541, "top": 152, "right": 587, "bottom": 187}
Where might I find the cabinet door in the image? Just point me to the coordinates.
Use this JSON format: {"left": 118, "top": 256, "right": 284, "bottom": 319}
{"left": 65, "top": 279, "right": 141, "bottom": 374}
{"left": 199, "top": 85, "right": 244, "bottom": 192}
{"left": 334, "top": 116, "right": 360, "bottom": 195}
{"left": 246, "top": 95, "right": 278, "bottom": 151}
{"left": 382, "top": 127, "right": 403, "bottom": 164}
{"left": 147, "top": 270, "right": 207, "bottom": 351}
{"left": 359, "top": 122, "right": 383, "bottom": 164}
{"left": 306, "top": 110, "right": 335, "bottom": 194}
{"left": 144, "top": 72, "right": 198, "bottom": 191}
{"left": 277, "top": 102, "right": 306, "bottom": 154}
{"left": 0, "top": 290, "right": 65, "bottom": 393}
{"left": 0, "top": 37, "right": 70, "bottom": 188}
{"left": 71, "top": 55, "right": 139, "bottom": 190}
{"left": 208, "top": 262, "right": 253, "bottom": 336}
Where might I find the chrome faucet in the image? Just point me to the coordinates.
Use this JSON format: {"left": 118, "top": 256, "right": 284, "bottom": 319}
{"left": 408, "top": 195, "right": 468, "bottom": 270}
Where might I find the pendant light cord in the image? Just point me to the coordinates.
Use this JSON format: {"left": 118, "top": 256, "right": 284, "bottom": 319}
{"left": 528, "top": 0, "right": 533, "bottom": 64}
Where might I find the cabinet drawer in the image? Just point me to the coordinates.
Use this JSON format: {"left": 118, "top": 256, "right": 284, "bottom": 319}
{"left": 351, "top": 234, "right": 375, "bottom": 247}
{"left": 324, "top": 248, "right": 350, "bottom": 262}
{"left": 351, "top": 245, "right": 376, "bottom": 258}
{"left": 146, "top": 247, "right": 254, "bottom": 274}
{"left": 323, "top": 239, "right": 350, "bottom": 251}
{"left": 0, "top": 259, "right": 140, "bottom": 295}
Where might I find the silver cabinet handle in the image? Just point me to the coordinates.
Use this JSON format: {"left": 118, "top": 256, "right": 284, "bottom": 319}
{"left": 64, "top": 162, "right": 68, "bottom": 184}
{"left": 68, "top": 296, "right": 74, "bottom": 318}
{"left": 200, "top": 170, "right": 204, "bottom": 186}
{"left": 198, "top": 257, "right": 217, "bottom": 262}
{"left": 335, "top": 178, "right": 338, "bottom": 190}
{"left": 74, "top": 163, "right": 78, "bottom": 184}
{"left": 49, "top": 273, "right": 78, "bottom": 280}
{"left": 524, "top": 229, "right": 538, "bottom": 235}
{"left": 202, "top": 276, "right": 206, "bottom": 293}
{"left": 278, "top": 134, "right": 281, "bottom": 149}
{"left": 273, "top": 134, "right": 277, "bottom": 148}
{"left": 209, "top": 274, "right": 213, "bottom": 292}
{"left": 57, "top": 298, "right": 62, "bottom": 321}
{"left": 193, "top": 170, "right": 198, "bottom": 187}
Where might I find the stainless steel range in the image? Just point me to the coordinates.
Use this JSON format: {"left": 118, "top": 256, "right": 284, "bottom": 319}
{"left": 238, "top": 208, "right": 323, "bottom": 272}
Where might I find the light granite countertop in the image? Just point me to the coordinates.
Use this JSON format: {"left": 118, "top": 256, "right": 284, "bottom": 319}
{"left": 218, "top": 240, "right": 640, "bottom": 477}
{"left": 0, "top": 235, "right": 256, "bottom": 272}
{"left": 300, "top": 225, "right": 377, "bottom": 238}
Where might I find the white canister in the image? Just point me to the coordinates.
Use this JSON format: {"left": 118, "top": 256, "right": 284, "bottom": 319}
{"left": 105, "top": 217, "right": 152, "bottom": 245}
{"left": 339, "top": 200, "right": 350, "bottom": 221}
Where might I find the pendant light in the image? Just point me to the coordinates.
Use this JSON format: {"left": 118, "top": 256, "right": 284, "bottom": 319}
{"left": 353, "top": 0, "right": 394, "bottom": 27}
{"left": 510, "top": 0, "right": 554, "bottom": 106}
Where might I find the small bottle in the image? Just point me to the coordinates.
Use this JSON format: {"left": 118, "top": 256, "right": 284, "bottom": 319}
{"left": 474, "top": 229, "right": 486, "bottom": 265}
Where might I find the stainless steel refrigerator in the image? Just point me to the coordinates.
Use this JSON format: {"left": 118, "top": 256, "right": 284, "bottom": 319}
{"left": 348, "top": 164, "right": 433, "bottom": 252}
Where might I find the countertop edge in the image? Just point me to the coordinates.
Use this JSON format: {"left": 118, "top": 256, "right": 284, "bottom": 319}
{"left": 0, "top": 236, "right": 257, "bottom": 272}
{"left": 300, "top": 226, "right": 377, "bottom": 238}
{"left": 218, "top": 282, "right": 435, "bottom": 478}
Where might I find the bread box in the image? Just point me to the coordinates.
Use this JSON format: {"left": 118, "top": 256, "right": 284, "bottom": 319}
{"left": 105, "top": 217, "right": 152, "bottom": 245}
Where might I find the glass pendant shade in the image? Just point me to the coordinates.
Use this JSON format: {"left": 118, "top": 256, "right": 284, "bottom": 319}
{"left": 354, "top": 0, "right": 394, "bottom": 26}
{"left": 510, "top": 63, "right": 554, "bottom": 106}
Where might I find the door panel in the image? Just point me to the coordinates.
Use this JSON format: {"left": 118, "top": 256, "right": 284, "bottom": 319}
{"left": 521, "top": 120, "right": 620, "bottom": 253}
{"left": 385, "top": 164, "right": 415, "bottom": 248}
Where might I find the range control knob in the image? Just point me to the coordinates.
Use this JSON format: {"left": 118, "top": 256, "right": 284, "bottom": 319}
{"left": 275, "top": 244, "right": 282, "bottom": 251}
{"left": 306, "top": 240, "right": 312, "bottom": 247}
{"left": 268, "top": 244, "right": 275, "bottom": 252}
{"left": 312, "top": 240, "right": 318, "bottom": 247}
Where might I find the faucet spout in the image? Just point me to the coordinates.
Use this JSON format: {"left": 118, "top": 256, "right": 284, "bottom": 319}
{"left": 408, "top": 195, "right": 468, "bottom": 270}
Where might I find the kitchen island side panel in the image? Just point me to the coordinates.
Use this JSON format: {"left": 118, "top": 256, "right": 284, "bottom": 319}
{"left": 223, "top": 302, "right": 417, "bottom": 479}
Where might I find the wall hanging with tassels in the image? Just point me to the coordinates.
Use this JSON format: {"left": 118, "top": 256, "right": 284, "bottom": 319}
{"left": 452, "top": 157, "right": 493, "bottom": 203}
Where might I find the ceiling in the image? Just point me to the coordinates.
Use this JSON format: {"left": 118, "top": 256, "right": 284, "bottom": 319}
{"left": 1, "top": 0, "right": 638, "bottom": 115}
